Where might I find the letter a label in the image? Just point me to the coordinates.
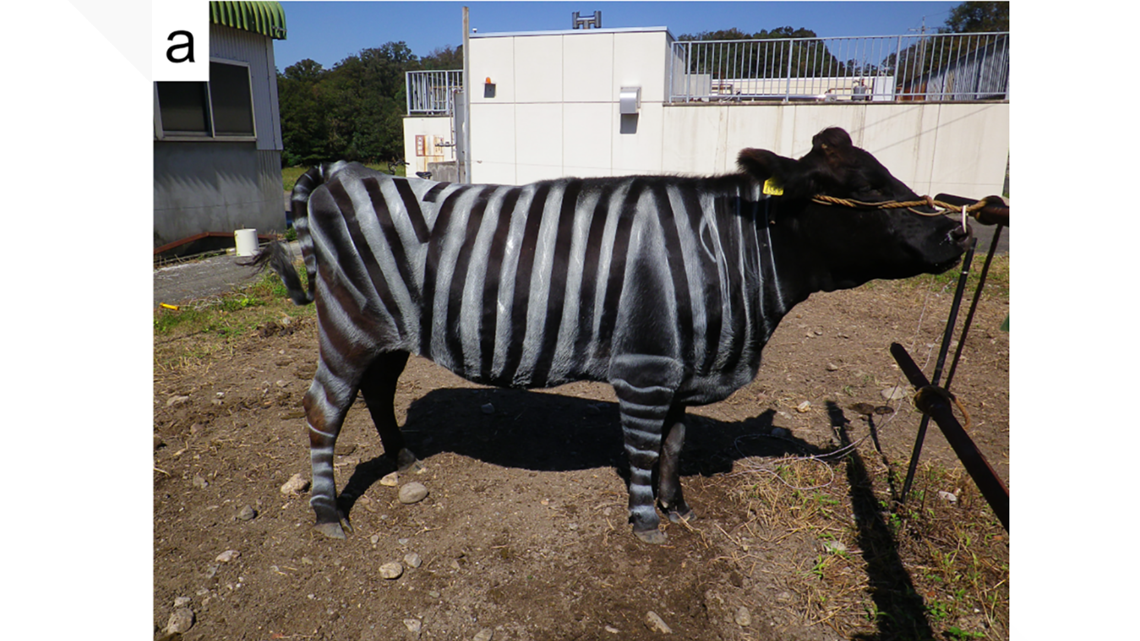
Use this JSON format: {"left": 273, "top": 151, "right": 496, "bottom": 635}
{"left": 167, "top": 30, "right": 195, "bottom": 64}
{"left": 153, "top": 2, "right": 209, "bottom": 81}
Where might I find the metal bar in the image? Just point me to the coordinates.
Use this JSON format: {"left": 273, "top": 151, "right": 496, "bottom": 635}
{"left": 900, "top": 238, "right": 977, "bottom": 501}
{"left": 784, "top": 40, "right": 792, "bottom": 101}
{"left": 890, "top": 343, "right": 1009, "bottom": 531}
{"left": 945, "top": 224, "right": 1004, "bottom": 389}
{"left": 685, "top": 41, "right": 692, "bottom": 102}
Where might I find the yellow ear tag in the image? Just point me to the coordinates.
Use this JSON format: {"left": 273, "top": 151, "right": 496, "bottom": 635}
{"left": 763, "top": 178, "right": 784, "bottom": 196}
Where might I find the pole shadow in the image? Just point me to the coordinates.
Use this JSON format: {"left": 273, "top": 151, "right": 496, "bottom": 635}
{"left": 826, "top": 400, "right": 934, "bottom": 641}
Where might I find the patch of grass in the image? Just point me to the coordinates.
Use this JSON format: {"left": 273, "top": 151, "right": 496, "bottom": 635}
{"left": 731, "top": 455, "right": 1008, "bottom": 640}
{"left": 948, "top": 626, "right": 987, "bottom": 640}
{"left": 154, "top": 266, "right": 315, "bottom": 372}
{"left": 153, "top": 305, "right": 208, "bottom": 334}
{"left": 282, "top": 166, "right": 308, "bottom": 192}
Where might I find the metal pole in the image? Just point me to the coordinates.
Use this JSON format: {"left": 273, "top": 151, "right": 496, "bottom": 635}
{"left": 462, "top": 6, "right": 471, "bottom": 184}
{"left": 894, "top": 35, "right": 903, "bottom": 99}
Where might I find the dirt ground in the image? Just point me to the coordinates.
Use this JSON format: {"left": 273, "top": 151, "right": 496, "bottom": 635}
{"left": 153, "top": 272, "right": 1009, "bottom": 641}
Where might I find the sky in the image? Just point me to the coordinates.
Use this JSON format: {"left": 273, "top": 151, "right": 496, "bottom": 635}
{"left": 273, "top": 1, "right": 963, "bottom": 71}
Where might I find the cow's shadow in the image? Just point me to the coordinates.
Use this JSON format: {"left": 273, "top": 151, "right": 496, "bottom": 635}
{"left": 339, "top": 387, "right": 823, "bottom": 504}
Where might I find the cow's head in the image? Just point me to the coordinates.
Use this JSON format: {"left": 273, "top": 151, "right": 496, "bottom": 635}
{"left": 738, "top": 127, "right": 970, "bottom": 291}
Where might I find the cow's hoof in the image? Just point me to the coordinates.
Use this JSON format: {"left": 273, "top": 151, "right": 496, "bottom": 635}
{"left": 315, "top": 518, "right": 352, "bottom": 539}
{"left": 634, "top": 528, "right": 668, "bottom": 544}
{"left": 397, "top": 448, "right": 425, "bottom": 474}
{"left": 667, "top": 507, "right": 696, "bottom": 524}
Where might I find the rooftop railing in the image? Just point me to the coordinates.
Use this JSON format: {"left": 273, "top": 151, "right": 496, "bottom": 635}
{"left": 406, "top": 69, "right": 464, "bottom": 115}
{"left": 668, "top": 32, "right": 1009, "bottom": 103}
{"left": 405, "top": 33, "right": 1009, "bottom": 112}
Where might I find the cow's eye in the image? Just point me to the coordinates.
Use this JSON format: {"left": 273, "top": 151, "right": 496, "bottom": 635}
{"left": 851, "top": 181, "right": 882, "bottom": 199}
{"left": 858, "top": 177, "right": 894, "bottom": 199}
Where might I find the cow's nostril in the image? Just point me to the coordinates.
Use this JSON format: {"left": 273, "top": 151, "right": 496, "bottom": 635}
{"left": 950, "top": 223, "right": 973, "bottom": 244}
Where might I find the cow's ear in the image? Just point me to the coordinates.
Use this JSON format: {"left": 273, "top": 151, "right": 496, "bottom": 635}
{"left": 811, "top": 127, "right": 853, "bottom": 151}
{"left": 738, "top": 148, "right": 811, "bottom": 198}
{"left": 810, "top": 127, "right": 854, "bottom": 168}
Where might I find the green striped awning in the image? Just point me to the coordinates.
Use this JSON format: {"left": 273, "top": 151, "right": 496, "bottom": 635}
{"left": 210, "top": 2, "right": 287, "bottom": 40}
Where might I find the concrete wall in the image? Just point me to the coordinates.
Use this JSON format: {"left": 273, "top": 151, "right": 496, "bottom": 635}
{"left": 407, "top": 27, "right": 1009, "bottom": 199}
{"left": 660, "top": 101, "right": 1010, "bottom": 198}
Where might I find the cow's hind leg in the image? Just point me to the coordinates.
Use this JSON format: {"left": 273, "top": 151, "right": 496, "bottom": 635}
{"left": 359, "top": 350, "right": 422, "bottom": 473}
{"left": 304, "top": 359, "right": 365, "bottom": 539}
{"left": 658, "top": 405, "right": 695, "bottom": 524}
{"left": 610, "top": 355, "right": 683, "bottom": 544}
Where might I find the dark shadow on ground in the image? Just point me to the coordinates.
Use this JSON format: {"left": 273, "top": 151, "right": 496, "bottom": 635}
{"left": 826, "top": 400, "right": 935, "bottom": 641}
{"left": 339, "top": 387, "right": 822, "bottom": 514}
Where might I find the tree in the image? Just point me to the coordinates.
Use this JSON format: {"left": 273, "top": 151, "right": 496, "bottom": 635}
{"left": 419, "top": 45, "right": 463, "bottom": 71}
{"left": 278, "top": 42, "right": 423, "bottom": 166}
{"left": 278, "top": 59, "right": 331, "bottom": 167}
{"left": 883, "top": 2, "right": 1009, "bottom": 97}
{"left": 675, "top": 26, "right": 845, "bottom": 80}
{"left": 282, "top": 58, "right": 324, "bottom": 82}
{"left": 942, "top": 2, "right": 1009, "bottom": 33}
{"left": 323, "top": 43, "right": 417, "bottom": 163}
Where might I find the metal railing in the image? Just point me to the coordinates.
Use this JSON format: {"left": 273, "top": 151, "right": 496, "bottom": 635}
{"left": 406, "top": 69, "right": 464, "bottom": 115}
{"left": 669, "top": 32, "right": 1008, "bottom": 103}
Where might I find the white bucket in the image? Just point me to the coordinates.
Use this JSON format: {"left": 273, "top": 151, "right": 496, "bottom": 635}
{"left": 234, "top": 229, "right": 259, "bottom": 257}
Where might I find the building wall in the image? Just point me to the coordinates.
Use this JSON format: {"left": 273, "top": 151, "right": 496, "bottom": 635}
{"left": 467, "top": 27, "right": 673, "bottom": 184}
{"left": 442, "top": 26, "right": 1009, "bottom": 200}
{"left": 154, "top": 143, "right": 284, "bottom": 245}
{"left": 401, "top": 116, "right": 458, "bottom": 177}
{"left": 154, "top": 23, "right": 285, "bottom": 248}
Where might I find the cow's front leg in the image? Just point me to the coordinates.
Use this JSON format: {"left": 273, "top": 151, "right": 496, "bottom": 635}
{"left": 610, "top": 355, "right": 683, "bottom": 544}
{"left": 658, "top": 405, "right": 694, "bottom": 524}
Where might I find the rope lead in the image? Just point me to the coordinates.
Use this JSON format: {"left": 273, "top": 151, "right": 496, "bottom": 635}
{"left": 811, "top": 194, "right": 990, "bottom": 218}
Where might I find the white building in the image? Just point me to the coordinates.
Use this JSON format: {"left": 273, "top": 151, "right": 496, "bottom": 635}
{"left": 405, "top": 25, "right": 1009, "bottom": 199}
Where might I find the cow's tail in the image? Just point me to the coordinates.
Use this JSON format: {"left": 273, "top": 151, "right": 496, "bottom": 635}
{"left": 242, "top": 163, "right": 344, "bottom": 306}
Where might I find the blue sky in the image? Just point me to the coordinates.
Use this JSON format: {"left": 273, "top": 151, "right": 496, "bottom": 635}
{"left": 274, "top": 1, "right": 963, "bottom": 71}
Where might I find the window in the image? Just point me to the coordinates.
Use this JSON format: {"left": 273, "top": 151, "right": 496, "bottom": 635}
{"left": 209, "top": 62, "right": 255, "bottom": 136}
{"left": 155, "top": 60, "right": 256, "bottom": 139}
{"left": 156, "top": 82, "right": 211, "bottom": 136}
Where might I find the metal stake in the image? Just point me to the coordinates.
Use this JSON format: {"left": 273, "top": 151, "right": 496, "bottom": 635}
{"left": 945, "top": 224, "right": 1005, "bottom": 389}
{"left": 900, "top": 237, "right": 977, "bottom": 502}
